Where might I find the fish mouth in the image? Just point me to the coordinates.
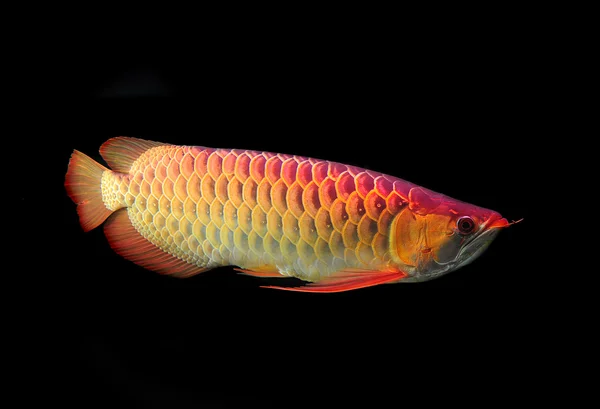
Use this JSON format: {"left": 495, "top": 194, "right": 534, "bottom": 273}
{"left": 487, "top": 215, "right": 510, "bottom": 229}
{"left": 486, "top": 213, "right": 524, "bottom": 230}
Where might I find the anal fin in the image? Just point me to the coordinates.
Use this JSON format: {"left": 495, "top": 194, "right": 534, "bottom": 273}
{"left": 104, "top": 209, "right": 209, "bottom": 278}
{"left": 262, "top": 269, "right": 407, "bottom": 293}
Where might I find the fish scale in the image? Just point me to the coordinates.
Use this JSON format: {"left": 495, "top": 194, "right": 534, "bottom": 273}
{"left": 100, "top": 143, "right": 411, "bottom": 281}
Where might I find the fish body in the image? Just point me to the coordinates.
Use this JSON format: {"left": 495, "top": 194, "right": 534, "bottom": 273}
{"left": 65, "top": 137, "right": 512, "bottom": 292}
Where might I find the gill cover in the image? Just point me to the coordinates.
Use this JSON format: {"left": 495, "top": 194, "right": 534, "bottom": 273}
{"left": 390, "top": 187, "right": 466, "bottom": 268}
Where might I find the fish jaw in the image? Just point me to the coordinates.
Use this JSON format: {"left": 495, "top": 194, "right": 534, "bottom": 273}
{"left": 453, "top": 226, "right": 501, "bottom": 270}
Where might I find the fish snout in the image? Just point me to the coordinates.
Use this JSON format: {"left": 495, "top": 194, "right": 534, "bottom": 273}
{"left": 486, "top": 212, "right": 509, "bottom": 230}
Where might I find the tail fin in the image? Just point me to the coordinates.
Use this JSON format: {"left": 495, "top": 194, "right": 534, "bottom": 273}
{"left": 65, "top": 150, "right": 114, "bottom": 232}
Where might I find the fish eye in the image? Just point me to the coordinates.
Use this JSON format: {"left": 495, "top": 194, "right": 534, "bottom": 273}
{"left": 457, "top": 216, "right": 476, "bottom": 234}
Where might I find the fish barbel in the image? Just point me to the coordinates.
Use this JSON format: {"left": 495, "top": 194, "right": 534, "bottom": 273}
{"left": 65, "top": 137, "right": 515, "bottom": 292}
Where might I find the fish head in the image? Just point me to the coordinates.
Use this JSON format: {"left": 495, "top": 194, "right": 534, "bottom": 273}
{"left": 391, "top": 187, "right": 514, "bottom": 282}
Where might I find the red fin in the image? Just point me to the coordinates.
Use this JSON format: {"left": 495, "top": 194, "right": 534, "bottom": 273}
{"left": 65, "top": 150, "right": 114, "bottom": 232}
{"left": 104, "top": 209, "right": 209, "bottom": 278}
{"left": 99, "top": 137, "right": 167, "bottom": 173}
{"left": 234, "top": 267, "right": 284, "bottom": 278}
{"left": 262, "top": 269, "right": 407, "bottom": 293}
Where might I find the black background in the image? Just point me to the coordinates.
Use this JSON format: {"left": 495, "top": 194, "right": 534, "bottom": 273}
{"left": 21, "top": 24, "right": 540, "bottom": 408}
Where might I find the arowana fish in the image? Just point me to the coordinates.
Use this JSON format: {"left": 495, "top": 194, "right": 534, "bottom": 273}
{"left": 65, "top": 137, "right": 516, "bottom": 293}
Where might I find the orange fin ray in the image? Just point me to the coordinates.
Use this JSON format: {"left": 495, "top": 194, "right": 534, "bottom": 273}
{"left": 234, "top": 267, "right": 285, "bottom": 278}
{"left": 104, "top": 209, "right": 209, "bottom": 278}
{"left": 262, "top": 269, "right": 407, "bottom": 293}
{"left": 65, "top": 150, "right": 114, "bottom": 232}
{"left": 99, "top": 137, "right": 167, "bottom": 173}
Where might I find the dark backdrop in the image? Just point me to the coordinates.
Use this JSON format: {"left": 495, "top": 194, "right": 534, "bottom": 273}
{"left": 23, "top": 36, "right": 536, "bottom": 408}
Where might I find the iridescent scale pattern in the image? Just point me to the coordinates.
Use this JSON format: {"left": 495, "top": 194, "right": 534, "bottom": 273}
{"left": 104, "top": 145, "right": 415, "bottom": 281}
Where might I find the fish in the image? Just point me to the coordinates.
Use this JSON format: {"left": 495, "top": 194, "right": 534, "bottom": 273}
{"left": 65, "top": 137, "right": 517, "bottom": 293}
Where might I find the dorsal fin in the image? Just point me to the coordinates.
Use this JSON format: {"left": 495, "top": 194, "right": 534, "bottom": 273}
{"left": 99, "top": 137, "right": 167, "bottom": 173}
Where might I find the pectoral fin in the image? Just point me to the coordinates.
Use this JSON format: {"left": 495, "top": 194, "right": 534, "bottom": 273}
{"left": 234, "top": 266, "right": 285, "bottom": 278}
{"left": 261, "top": 269, "right": 407, "bottom": 293}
